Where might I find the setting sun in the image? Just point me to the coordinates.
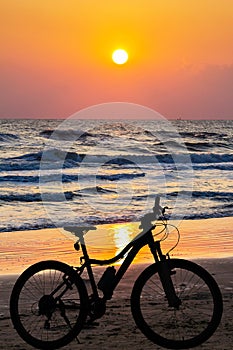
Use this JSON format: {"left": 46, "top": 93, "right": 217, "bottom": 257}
{"left": 112, "top": 49, "right": 128, "bottom": 65}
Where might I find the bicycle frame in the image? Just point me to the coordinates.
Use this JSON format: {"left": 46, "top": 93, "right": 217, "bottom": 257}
{"left": 75, "top": 227, "right": 178, "bottom": 306}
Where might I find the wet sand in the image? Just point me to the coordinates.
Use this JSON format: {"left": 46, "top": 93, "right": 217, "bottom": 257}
{"left": 0, "top": 218, "right": 233, "bottom": 349}
{"left": 1, "top": 217, "right": 233, "bottom": 275}
{"left": 0, "top": 259, "right": 233, "bottom": 349}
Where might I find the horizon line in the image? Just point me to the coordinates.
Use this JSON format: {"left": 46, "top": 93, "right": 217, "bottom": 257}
{"left": 0, "top": 116, "right": 232, "bottom": 121}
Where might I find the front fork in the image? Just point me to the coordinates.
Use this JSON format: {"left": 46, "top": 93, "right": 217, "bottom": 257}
{"left": 151, "top": 240, "right": 181, "bottom": 308}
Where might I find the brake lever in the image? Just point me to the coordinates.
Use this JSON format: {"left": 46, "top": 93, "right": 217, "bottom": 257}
{"left": 162, "top": 206, "right": 169, "bottom": 215}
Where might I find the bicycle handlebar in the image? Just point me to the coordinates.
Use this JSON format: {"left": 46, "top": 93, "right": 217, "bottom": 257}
{"left": 64, "top": 196, "right": 168, "bottom": 236}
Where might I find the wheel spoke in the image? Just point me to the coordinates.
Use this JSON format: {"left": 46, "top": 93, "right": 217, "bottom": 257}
{"left": 10, "top": 261, "right": 87, "bottom": 349}
{"left": 131, "top": 259, "right": 222, "bottom": 349}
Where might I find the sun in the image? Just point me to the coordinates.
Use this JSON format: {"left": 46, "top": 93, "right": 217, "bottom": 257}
{"left": 112, "top": 49, "right": 128, "bottom": 65}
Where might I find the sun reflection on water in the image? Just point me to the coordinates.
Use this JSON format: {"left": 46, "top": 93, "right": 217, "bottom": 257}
{"left": 112, "top": 224, "right": 135, "bottom": 257}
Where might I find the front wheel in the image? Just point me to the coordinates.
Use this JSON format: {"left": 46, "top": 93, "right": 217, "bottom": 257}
{"left": 10, "top": 260, "right": 88, "bottom": 349}
{"left": 131, "top": 259, "right": 223, "bottom": 349}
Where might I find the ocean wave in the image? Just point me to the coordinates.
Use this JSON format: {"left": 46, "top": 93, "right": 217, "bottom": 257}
{"left": 76, "top": 186, "right": 117, "bottom": 195}
{"left": 190, "top": 153, "right": 233, "bottom": 164}
{"left": 0, "top": 132, "right": 19, "bottom": 142}
{"left": 102, "top": 155, "right": 233, "bottom": 171}
{"left": 39, "top": 129, "right": 116, "bottom": 143}
{"left": 39, "top": 129, "right": 93, "bottom": 140}
{"left": 179, "top": 131, "right": 228, "bottom": 139}
{"left": 62, "top": 172, "right": 145, "bottom": 182}
{"left": 193, "top": 164, "right": 233, "bottom": 171}
{"left": 185, "top": 142, "right": 214, "bottom": 152}
{"left": 96, "top": 172, "right": 145, "bottom": 181}
{"left": 81, "top": 153, "right": 233, "bottom": 165}
{"left": 103, "top": 158, "right": 139, "bottom": 165}
{"left": 0, "top": 149, "right": 84, "bottom": 171}
{"left": 0, "top": 191, "right": 75, "bottom": 202}
{"left": 191, "top": 191, "right": 233, "bottom": 201}
{"left": 0, "top": 186, "right": 118, "bottom": 203}
{"left": 185, "top": 141, "right": 233, "bottom": 152}
{"left": 168, "top": 190, "right": 233, "bottom": 202}
{"left": 0, "top": 162, "right": 40, "bottom": 172}
{"left": 10, "top": 148, "right": 84, "bottom": 162}
{"left": 1, "top": 149, "right": 233, "bottom": 173}
{"left": 0, "top": 206, "right": 232, "bottom": 233}
{"left": 0, "top": 175, "right": 39, "bottom": 183}
{"left": 1, "top": 187, "right": 231, "bottom": 205}
{"left": 182, "top": 212, "right": 233, "bottom": 220}
{"left": 0, "top": 171, "right": 145, "bottom": 183}
{"left": 7, "top": 150, "right": 233, "bottom": 165}
{"left": 0, "top": 214, "right": 135, "bottom": 233}
{"left": 0, "top": 222, "right": 56, "bottom": 233}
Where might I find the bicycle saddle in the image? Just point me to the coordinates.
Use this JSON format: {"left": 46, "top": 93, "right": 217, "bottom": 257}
{"left": 64, "top": 226, "right": 96, "bottom": 235}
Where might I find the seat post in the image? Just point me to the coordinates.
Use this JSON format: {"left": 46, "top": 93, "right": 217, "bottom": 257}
{"left": 79, "top": 234, "right": 89, "bottom": 260}
{"left": 79, "top": 233, "right": 99, "bottom": 299}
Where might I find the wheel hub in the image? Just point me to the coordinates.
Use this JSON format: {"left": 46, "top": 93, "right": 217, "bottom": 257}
{"left": 38, "top": 295, "right": 56, "bottom": 316}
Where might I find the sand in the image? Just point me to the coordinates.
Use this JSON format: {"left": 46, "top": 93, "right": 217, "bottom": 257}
{"left": 0, "top": 218, "right": 233, "bottom": 349}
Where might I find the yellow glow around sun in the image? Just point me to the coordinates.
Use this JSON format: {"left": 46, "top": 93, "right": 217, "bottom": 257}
{"left": 112, "top": 49, "right": 128, "bottom": 65}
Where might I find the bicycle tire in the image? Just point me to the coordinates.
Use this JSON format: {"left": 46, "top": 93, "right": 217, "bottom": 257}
{"left": 10, "top": 260, "right": 88, "bottom": 349}
{"left": 131, "top": 259, "right": 223, "bottom": 349}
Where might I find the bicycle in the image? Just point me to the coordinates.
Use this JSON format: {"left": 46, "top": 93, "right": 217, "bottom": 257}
{"left": 10, "top": 197, "right": 223, "bottom": 349}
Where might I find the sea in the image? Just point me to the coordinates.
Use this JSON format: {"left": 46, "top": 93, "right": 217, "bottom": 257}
{"left": 0, "top": 118, "right": 232, "bottom": 233}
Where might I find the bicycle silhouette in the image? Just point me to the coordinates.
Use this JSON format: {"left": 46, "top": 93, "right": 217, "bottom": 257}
{"left": 10, "top": 197, "right": 223, "bottom": 349}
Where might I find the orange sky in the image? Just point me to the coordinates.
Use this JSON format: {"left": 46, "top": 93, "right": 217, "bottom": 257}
{"left": 1, "top": 0, "right": 233, "bottom": 119}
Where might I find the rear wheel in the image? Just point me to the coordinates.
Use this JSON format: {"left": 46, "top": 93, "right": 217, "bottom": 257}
{"left": 131, "top": 259, "right": 223, "bottom": 349}
{"left": 10, "top": 260, "right": 88, "bottom": 349}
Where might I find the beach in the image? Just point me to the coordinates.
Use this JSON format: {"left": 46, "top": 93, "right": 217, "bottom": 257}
{"left": 0, "top": 217, "right": 233, "bottom": 349}
{"left": 1, "top": 1, "right": 233, "bottom": 348}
